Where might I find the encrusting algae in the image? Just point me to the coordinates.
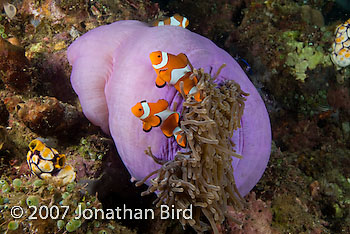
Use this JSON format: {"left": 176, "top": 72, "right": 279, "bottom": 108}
{"left": 136, "top": 65, "right": 249, "bottom": 233}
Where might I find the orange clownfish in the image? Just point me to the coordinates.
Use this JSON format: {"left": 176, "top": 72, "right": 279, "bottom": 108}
{"left": 131, "top": 99, "right": 186, "bottom": 148}
{"left": 149, "top": 51, "right": 201, "bottom": 102}
{"left": 153, "top": 14, "right": 189, "bottom": 28}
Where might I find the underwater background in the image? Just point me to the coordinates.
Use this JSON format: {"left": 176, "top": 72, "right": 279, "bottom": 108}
{"left": 0, "top": 0, "right": 349, "bottom": 233}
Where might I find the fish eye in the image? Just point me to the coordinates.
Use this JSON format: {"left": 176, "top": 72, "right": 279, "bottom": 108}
{"left": 138, "top": 108, "right": 142, "bottom": 111}
{"left": 157, "top": 55, "right": 161, "bottom": 58}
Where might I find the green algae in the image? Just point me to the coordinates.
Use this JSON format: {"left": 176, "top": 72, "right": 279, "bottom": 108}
{"left": 256, "top": 142, "right": 350, "bottom": 233}
{"left": 26, "top": 195, "right": 39, "bottom": 207}
{"left": 66, "top": 219, "right": 82, "bottom": 232}
{"left": 275, "top": 147, "right": 349, "bottom": 233}
{"left": 57, "top": 219, "right": 65, "bottom": 229}
{"left": 7, "top": 220, "right": 18, "bottom": 230}
{"left": 0, "top": 176, "right": 134, "bottom": 233}
{"left": 281, "top": 30, "right": 300, "bottom": 41}
{"left": 284, "top": 34, "right": 332, "bottom": 81}
{"left": 294, "top": 89, "right": 329, "bottom": 117}
{"left": 33, "top": 179, "right": 44, "bottom": 187}
{"left": 272, "top": 194, "right": 314, "bottom": 232}
{"left": 78, "top": 136, "right": 107, "bottom": 161}
{"left": 98, "top": 230, "right": 108, "bottom": 234}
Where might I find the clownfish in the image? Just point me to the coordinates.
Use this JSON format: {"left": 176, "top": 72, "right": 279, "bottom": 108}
{"left": 27, "top": 139, "right": 76, "bottom": 185}
{"left": 149, "top": 51, "right": 202, "bottom": 102}
{"left": 153, "top": 14, "right": 189, "bottom": 28}
{"left": 131, "top": 99, "right": 186, "bottom": 148}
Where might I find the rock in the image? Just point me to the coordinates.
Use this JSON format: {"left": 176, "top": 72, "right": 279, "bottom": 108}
{"left": 0, "top": 100, "right": 9, "bottom": 126}
{"left": 16, "top": 96, "right": 82, "bottom": 136}
{"left": 301, "top": 5, "right": 324, "bottom": 28}
{"left": 0, "top": 38, "right": 31, "bottom": 92}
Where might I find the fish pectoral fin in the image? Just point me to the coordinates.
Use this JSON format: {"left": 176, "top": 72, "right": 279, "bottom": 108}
{"left": 143, "top": 122, "right": 152, "bottom": 132}
{"left": 174, "top": 112, "right": 180, "bottom": 123}
{"left": 160, "top": 124, "right": 173, "bottom": 138}
{"left": 162, "top": 129, "right": 173, "bottom": 138}
{"left": 193, "top": 75, "right": 199, "bottom": 85}
{"left": 194, "top": 92, "right": 202, "bottom": 102}
{"left": 155, "top": 76, "right": 166, "bottom": 88}
{"left": 175, "top": 133, "right": 187, "bottom": 148}
{"left": 149, "top": 115, "right": 162, "bottom": 127}
{"left": 161, "top": 113, "right": 179, "bottom": 138}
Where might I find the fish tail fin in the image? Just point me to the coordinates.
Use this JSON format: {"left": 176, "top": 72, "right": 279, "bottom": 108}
{"left": 175, "top": 131, "right": 186, "bottom": 148}
{"left": 194, "top": 91, "right": 202, "bottom": 102}
{"left": 192, "top": 74, "right": 198, "bottom": 85}
{"left": 173, "top": 126, "right": 186, "bottom": 148}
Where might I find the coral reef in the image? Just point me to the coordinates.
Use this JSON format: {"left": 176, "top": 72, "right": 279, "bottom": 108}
{"left": 1, "top": 1, "right": 16, "bottom": 20}
{"left": 0, "top": 99, "right": 9, "bottom": 125}
{"left": 16, "top": 96, "right": 82, "bottom": 137}
{"left": 0, "top": 1, "right": 165, "bottom": 233}
{"left": 327, "top": 84, "right": 350, "bottom": 112}
{"left": 0, "top": 37, "right": 30, "bottom": 91}
{"left": 0, "top": 0, "right": 349, "bottom": 233}
{"left": 0, "top": 176, "right": 135, "bottom": 233}
{"left": 300, "top": 5, "right": 325, "bottom": 28}
{"left": 225, "top": 192, "right": 278, "bottom": 234}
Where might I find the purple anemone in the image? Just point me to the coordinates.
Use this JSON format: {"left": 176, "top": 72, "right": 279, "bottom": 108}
{"left": 67, "top": 20, "right": 271, "bottom": 197}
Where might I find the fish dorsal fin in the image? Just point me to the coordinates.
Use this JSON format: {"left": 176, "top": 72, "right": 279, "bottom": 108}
{"left": 157, "top": 99, "right": 169, "bottom": 110}
{"left": 177, "top": 53, "right": 189, "bottom": 65}
{"left": 147, "top": 99, "right": 168, "bottom": 115}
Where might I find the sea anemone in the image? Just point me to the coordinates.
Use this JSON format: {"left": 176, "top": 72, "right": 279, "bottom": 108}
{"left": 67, "top": 20, "right": 271, "bottom": 232}
{"left": 135, "top": 67, "right": 249, "bottom": 233}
